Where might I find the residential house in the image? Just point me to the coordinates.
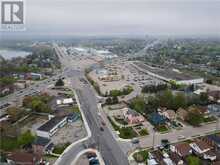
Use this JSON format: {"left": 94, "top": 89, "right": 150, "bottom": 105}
{"left": 148, "top": 112, "right": 166, "bottom": 126}
{"left": 208, "top": 90, "right": 220, "bottom": 103}
{"left": 202, "top": 135, "right": 220, "bottom": 149}
{"left": 176, "top": 108, "right": 188, "bottom": 121}
{"left": 6, "top": 152, "right": 42, "bottom": 165}
{"left": 190, "top": 140, "right": 216, "bottom": 161}
{"left": 170, "top": 142, "right": 192, "bottom": 158}
{"left": 36, "top": 116, "right": 67, "bottom": 138}
{"left": 190, "top": 140, "right": 212, "bottom": 154}
{"left": 169, "top": 152, "right": 184, "bottom": 165}
{"left": 148, "top": 151, "right": 165, "bottom": 165}
{"left": 197, "top": 106, "right": 209, "bottom": 118}
{"left": 203, "top": 150, "right": 216, "bottom": 161}
{"left": 123, "top": 108, "right": 145, "bottom": 124}
{"left": 161, "top": 110, "right": 176, "bottom": 121}
{"left": 208, "top": 104, "right": 220, "bottom": 117}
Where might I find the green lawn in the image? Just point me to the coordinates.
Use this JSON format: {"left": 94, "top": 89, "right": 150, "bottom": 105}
{"left": 0, "top": 137, "right": 20, "bottom": 151}
{"left": 156, "top": 125, "right": 169, "bottom": 133}
{"left": 108, "top": 116, "right": 137, "bottom": 139}
{"left": 114, "top": 117, "right": 128, "bottom": 125}
{"left": 133, "top": 150, "right": 148, "bottom": 163}
{"left": 53, "top": 143, "right": 70, "bottom": 154}
{"left": 139, "top": 129, "right": 149, "bottom": 136}
{"left": 186, "top": 155, "right": 202, "bottom": 165}
{"left": 72, "top": 106, "right": 80, "bottom": 113}
{"left": 119, "top": 127, "right": 137, "bottom": 139}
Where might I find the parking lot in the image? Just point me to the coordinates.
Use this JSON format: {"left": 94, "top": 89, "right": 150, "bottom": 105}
{"left": 88, "top": 61, "right": 165, "bottom": 96}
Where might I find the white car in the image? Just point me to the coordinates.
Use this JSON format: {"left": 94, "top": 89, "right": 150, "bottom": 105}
{"left": 178, "top": 135, "right": 185, "bottom": 140}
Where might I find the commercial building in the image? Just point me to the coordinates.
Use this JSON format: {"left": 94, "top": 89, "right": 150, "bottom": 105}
{"left": 132, "top": 62, "right": 204, "bottom": 85}
{"left": 36, "top": 116, "right": 67, "bottom": 138}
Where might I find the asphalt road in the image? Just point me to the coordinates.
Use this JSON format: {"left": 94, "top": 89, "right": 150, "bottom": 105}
{"left": 54, "top": 45, "right": 130, "bottom": 165}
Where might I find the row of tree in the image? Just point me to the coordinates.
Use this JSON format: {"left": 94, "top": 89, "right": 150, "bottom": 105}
{"left": 108, "top": 86, "right": 133, "bottom": 97}
{"left": 105, "top": 96, "right": 119, "bottom": 105}
{"left": 22, "top": 93, "right": 52, "bottom": 113}
{"left": 142, "top": 84, "right": 167, "bottom": 93}
{"left": 129, "top": 90, "right": 210, "bottom": 114}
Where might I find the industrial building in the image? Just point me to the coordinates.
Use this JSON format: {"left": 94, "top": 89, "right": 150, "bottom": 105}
{"left": 132, "top": 62, "right": 204, "bottom": 85}
{"left": 36, "top": 116, "right": 67, "bottom": 138}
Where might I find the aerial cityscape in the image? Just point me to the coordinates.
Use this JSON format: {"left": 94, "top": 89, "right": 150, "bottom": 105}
{"left": 0, "top": 0, "right": 220, "bottom": 165}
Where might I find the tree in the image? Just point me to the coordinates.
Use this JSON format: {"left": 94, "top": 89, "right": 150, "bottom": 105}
{"left": 186, "top": 156, "right": 201, "bottom": 165}
{"left": 158, "top": 90, "right": 174, "bottom": 109}
{"left": 105, "top": 97, "right": 112, "bottom": 105}
{"left": 7, "top": 107, "right": 23, "bottom": 122}
{"left": 112, "top": 96, "right": 119, "bottom": 104}
{"left": 31, "top": 99, "right": 51, "bottom": 113}
{"left": 55, "top": 78, "right": 64, "bottom": 86}
{"left": 186, "top": 108, "right": 203, "bottom": 126}
{"left": 173, "top": 93, "right": 187, "bottom": 110}
{"left": 147, "top": 96, "right": 159, "bottom": 112}
{"left": 199, "top": 92, "right": 209, "bottom": 105}
{"left": 18, "top": 130, "right": 35, "bottom": 146}
{"left": 110, "top": 90, "right": 121, "bottom": 97}
{"left": 22, "top": 96, "right": 33, "bottom": 108}
{"left": 130, "top": 97, "right": 146, "bottom": 113}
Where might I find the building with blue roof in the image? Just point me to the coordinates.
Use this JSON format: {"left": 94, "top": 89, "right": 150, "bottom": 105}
{"left": 148, "top": 112, "right": 167, "bottom": 126}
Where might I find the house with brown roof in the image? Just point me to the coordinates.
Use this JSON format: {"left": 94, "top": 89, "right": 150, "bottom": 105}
{"left": 190, "top": 140, "right": 212, "bottom": 154}
{"left": 208, "top": 90, "right": 220, "bottom": 103}
{"left": 176, "top": 108, "right": 188, "bottom": 121}
{"left": 197, "top": 106, "right": 209, "bottom": 118}
{"left": 190, "top": 140, "right": 216, "bottom": 161}
{"left": 169, "top": 152, "right": 184, "bottom": 165}
{"left": 170, "top": 142, "right": 192, "bottom": 158}
{"left": 6, "top": 152, "right": 42, "bottom": 165}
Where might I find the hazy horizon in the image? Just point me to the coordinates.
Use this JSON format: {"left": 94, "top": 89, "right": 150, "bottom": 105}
{"left": 1, "top": 0, "right": 220, "bottom": 39}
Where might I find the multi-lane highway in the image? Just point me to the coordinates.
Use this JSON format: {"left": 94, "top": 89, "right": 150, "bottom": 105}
{"left": 54, "top": 45, "right": 130, "bottom": 165}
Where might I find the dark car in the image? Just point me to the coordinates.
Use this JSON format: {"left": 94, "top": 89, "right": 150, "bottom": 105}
{"left": 100, "top": 127, "right": 104, "bottom": 131}
{"left": 87, "top": 152, "right": 97, "bottom": 159}
{"left": 89, "top": 159, "right": 99, "bottom": 165}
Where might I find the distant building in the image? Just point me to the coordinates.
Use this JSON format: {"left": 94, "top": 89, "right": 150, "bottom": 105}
{"left": 36, "top": 116, "right": 67, "bottom": 138}
{"left": 132, "top": 62, "right": 204, "bottom": 85}
{"left": 26, "top": 73, "right": 42, "bottom": 80}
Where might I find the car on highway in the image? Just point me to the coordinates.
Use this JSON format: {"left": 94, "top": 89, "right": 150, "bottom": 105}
{"left": 89, "top": 159, "right": 99, "bottom": 165}
{"left": 178, "top": 135, "right": 185, "bottom": 140}
{"left": 131, "top": 138, "right": 139, "bottom": 144}
{"left": 101, "top": 121, "right": 106, "bottom": 126}
{"left": 87, "top": 152, "right": 97, "bottom": 159}
{"left": 100, "top": 127, "right": 104, "bottom": 131}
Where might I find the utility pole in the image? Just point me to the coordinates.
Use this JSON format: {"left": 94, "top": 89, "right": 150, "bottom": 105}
{"left": 216, "top": 118, "right": 219, "bottom": 134}
{"left": 152, "top": 130, "right": 156, "bottom": 149}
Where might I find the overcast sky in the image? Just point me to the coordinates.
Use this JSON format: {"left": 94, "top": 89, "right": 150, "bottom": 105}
{"left": 1, "top": 0, "right": 220, "bottom": 38}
